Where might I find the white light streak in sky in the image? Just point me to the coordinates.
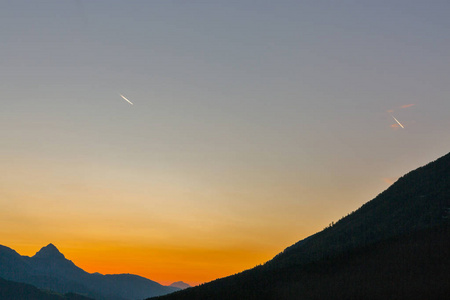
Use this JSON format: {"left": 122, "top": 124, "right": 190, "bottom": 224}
{"left": 391, "top": 115, "right": 404, "bottom": 129}
{"left": 120, "top": 94, "right": 133, "bottom": 105}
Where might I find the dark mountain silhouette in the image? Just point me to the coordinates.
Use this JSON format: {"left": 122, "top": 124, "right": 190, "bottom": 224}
{"left": 0, "top": 276, "right": 94, "bottom": 300}
{"left": 0, "top": 243, "right": 179, "bottom": 300}
{"left": 169, "top": 282, "right": 191, "bottom": 290}
{"left": 150, "top": 151, "right": 450, "bottom": 300}
{"left": 151, "top": 224, "right": 450, "bottom": 300}
{"left": 33, "top": 244, "right": 66, "bottom": 260}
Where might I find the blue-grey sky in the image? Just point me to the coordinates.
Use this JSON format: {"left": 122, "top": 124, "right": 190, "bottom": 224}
{"left": 1, "top": 0, "right": 450, "bottom": 285}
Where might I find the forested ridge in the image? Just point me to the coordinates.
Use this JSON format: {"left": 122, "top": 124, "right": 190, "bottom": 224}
{"left": 151, "top": 151, "right": 450, "bottom": 300}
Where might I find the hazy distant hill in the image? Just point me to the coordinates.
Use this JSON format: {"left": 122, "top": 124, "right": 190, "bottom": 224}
{"left": 151, "top": 151, "right": 450, "bottom": 300}
{"left": 169, "top": 281, "right": 191, "bottom": 290}
{"left": 0, "top": 276, "right": 94, "bottom": 300}
{"left": 0, "top": 243, "right": 179, "bottom": 300}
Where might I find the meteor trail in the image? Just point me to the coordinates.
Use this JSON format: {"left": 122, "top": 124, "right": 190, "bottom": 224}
{"left": 120, "top": 94, "right": 133, "bottom": 105}
{"left": 391, "top": 115, "right": 404, "bottom": 129}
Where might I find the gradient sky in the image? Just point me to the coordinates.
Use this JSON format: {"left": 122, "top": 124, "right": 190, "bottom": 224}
{"left": 1, "top": 1, "right": 450, "bottom": 286}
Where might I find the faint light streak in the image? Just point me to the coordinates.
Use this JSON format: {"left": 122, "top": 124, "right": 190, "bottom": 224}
{"left": 401, "top": 104, "right": 415, "bottom": 109}
{"left": 120, "top": 94, "right": 133, "bottom": 105}
{"left": 391, "top": 115, "right": 404, "bottom": 129}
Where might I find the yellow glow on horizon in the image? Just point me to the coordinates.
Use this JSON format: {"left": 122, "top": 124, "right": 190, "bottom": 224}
{"left": 4, "top": 235, "right": 301, "bottom": 286}
{"left": 1, "top": 152, "right": 365, "bottom": 286}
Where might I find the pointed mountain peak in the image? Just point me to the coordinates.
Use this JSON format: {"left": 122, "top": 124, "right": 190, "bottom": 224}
{"left": 33, "top": 243, "right": 65, "bottom": 260}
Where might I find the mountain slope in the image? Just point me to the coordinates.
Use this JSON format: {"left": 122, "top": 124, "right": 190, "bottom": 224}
{"left": 150, "top": 151, "right": 450, "bottom": 300}
{"left": 0, "top": 245, "right": 32, "bottom": 282}
{"left": 152, "top": 222, "right": 450, "bottom": 300}
{"left": 269, "top": 151, "right": 450, "bottom": 269}
{"left": 0, "top": 244, "right": 179, "bottom": 300}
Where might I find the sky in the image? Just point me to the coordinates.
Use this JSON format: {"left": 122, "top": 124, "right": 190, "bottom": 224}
{"left": 1, "top": 0, "right": 450, "bottom": 286}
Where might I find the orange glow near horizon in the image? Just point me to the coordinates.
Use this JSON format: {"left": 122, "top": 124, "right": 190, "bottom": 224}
{"left": 3, "top": 236, "right": 300, "bottom": 287}
{"left": 0, "top": 153, "right": 385, "bottom": 286}
{"left": 2, "top": 1, "right": 450, "bottom": 295}
{"left": 71, "top": 245, "right": 274, "bottom": 286}
{"left": 0, "top": 154, "right": 395, "bottom": 287}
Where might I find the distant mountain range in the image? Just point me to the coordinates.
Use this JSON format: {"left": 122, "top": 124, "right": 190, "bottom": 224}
{"left": 0, "top": 243, "right": 179, "bottom": 300}
{"left": 151, "top": 151, "right": 450, "bottom": 300}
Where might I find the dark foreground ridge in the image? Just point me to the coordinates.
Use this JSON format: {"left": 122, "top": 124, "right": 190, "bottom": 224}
{"left": 151, "top": 151, "right": 450, "bottom": 300}
{"left": 0, "top": 276, "right": 94, "bottom": 300}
